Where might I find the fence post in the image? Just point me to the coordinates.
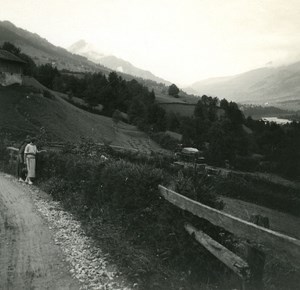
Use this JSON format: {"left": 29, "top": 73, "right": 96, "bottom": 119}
{"left": 9, "top": 150, "right": 14, "bottom": 164}
{"left": 244, "top": 215, "right": 270, "bottom": 290}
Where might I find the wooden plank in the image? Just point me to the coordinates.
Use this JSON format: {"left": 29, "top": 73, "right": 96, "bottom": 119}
{"left": 159, "top": 185, "right": 300, "bottom": 268}
{"left": 185, "top": 223, "right": 250, "bottom": 280}
{"left": 6, "top": 146, "right": 19, "bottom": 152}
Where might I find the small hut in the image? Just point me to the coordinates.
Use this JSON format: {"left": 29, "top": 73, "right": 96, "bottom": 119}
{"left": 0, "top": 49, "right": 26, "bottom": 86}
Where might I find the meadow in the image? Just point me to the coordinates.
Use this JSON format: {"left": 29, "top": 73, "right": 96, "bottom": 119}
{"left": 0, "top": 83, "right": 162, "bottom": 153}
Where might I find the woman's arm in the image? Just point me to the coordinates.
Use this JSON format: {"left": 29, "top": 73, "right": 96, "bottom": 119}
{"left": 37, "top": 149, "right": 47, "bottom": 153}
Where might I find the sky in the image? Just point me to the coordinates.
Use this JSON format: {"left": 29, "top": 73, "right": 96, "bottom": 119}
{"left": 1, "top": 0, "right": 300, "bottom": 85}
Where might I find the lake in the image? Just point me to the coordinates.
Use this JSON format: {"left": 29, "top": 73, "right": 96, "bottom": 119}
{"left": 262, "top": 117, "right": 292, "bottom": 125}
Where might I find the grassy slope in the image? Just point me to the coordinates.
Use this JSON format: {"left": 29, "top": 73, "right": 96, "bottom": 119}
{"left": 221, "top": 196, "right": 300, "bottom": 290}
{"left": 159, "top": 103, "right": 196, "bottom": 117}
{"left": 0, "top": 84, "right": 162, "bottom": 153}
{"left": 221, "top": 196, "right": 300, "bottom": 239}
{"left": 155, "top": 90, "right": 199, "bottom": 117}
{"left": 0, "top": 85, "right": 37, "bottom": 136}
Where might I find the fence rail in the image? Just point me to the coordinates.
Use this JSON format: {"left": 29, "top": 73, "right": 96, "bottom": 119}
{"left": 185, "top": 223, "right": 250, "bottom": 279}
{"left": 159, "top": 185, "right": 300, "bottom": 269}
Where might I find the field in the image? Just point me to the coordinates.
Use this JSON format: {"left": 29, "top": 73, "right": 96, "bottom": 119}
{"left": 154, "top": 88, "right": 199, "bottom": 117}
{"left": 159, "top": 102, "right": 197, "bottom": 117}
{"left": 0, "top": 82, "right": 162, "bottom": 153}
{"left": 221, "top": 196, "right": 300, "bottom": 239}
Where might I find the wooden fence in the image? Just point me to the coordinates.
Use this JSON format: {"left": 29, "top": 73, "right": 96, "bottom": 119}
{"left": 159, "top": 185, "right": 300, "bottom": 289}
{"left": 6, "top": 146, "right": 19, "bottom": 163}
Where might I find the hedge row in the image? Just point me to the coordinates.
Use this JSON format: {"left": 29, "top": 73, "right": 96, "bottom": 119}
{"left": 35, "top": 150, "right": 233, "bottom": 289}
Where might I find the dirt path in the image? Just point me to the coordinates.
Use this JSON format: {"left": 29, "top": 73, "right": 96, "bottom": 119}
{"left": 0, "top": 173, "right": 80, "bottom": 290}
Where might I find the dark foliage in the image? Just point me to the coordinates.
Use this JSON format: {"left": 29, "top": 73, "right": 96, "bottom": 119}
{"left": 168, "top": 84, "right": 180, "bottom": 97}
{"left": 30, "top": 143, "right": 235, "bottom": 289}
{"left": 150, "top": 132, "right": 179, "bottom": 151}
{"left": 35, "top": 63, "right": 60, "bottom": 88}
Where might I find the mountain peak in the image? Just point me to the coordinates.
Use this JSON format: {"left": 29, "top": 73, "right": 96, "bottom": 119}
{"left": 1, "top": 20, "right": 16, "bottom": 28}
{"left": 68, "top": 39, "right": 88, "bottom": 51}
{"left": 68, "top": 40, "right": 170, "bottom": 85}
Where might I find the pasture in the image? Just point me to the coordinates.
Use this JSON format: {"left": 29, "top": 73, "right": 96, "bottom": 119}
{"left": 0, "top": 83, "right": 162, "bottom": 153}
{"left": 159, "top": 102, "right": 196, "bottom": 117}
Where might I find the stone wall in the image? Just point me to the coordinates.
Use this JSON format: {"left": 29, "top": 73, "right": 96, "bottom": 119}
{"left": 0, "top": 72, "right": 22, "bottom": 86}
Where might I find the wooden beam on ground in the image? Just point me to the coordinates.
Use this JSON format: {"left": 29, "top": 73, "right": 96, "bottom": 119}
{"left": 159, "top": 185, "right": 300, "bottom": 268}
{"left": 185, "top": 223, "right": 250, "bottom": 280}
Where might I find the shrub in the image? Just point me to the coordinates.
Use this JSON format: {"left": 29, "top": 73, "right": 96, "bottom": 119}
{"left": 150, "top": 132, "right": 179, "bottom": 151}
{"left": 100, "top": 160, "right": 164, "bottom": 211}
{"left": 232, "top": 155, "right": 259, "bottom": 172}
{"left": 174, "top": 170, "right": 224, "bottom": 210}
{"left": 30, "top": 148, "right": 237, "bottom": 288}
{"left": 43, "top": 90, "right": 55, "bottom": 100}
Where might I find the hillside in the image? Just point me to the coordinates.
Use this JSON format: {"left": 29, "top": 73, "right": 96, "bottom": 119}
{"left": 0, "top": 21, "right": 172, "bottom": 87}
{"left": 0, "top": 21, "right": 185, "bottom": 105}
{"left": 0, "top": 82, "right": 162, "bottom": 153}
{"left": 69, "top": 40, "right": 170, "bottom": 85}
{"left": 187, "top": 62, "right": 300, "bottom": 110}
{"left": 0, "top": 21, "right": 111, "bottom": 74}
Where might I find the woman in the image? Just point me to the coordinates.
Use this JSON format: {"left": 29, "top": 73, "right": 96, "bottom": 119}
{"left": 24, "top": 137, "right": 45, "bottom": 184}
{"left": 17, "top": 137, "right": 30, "bottom": 182}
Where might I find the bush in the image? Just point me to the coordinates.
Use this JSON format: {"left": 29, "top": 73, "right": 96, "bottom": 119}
{"left": 150, "top": 132, "right": 179, "bottom": 151}
{"left": 232, "top": 155, "right": 259, "bottom": 172}
{"left": 43, "top": 90, "right": 55, "bottom": 100}
{"left": 174, "top": 170, "right": 224, "bottom": 210}
{"left": 100, "top": 160, "right": 164, "bottom": 211}
{"left": 28, "top": 148, "right": 240, "bottom": 288}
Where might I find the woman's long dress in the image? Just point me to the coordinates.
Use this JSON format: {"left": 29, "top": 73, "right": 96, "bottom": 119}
{"left": 24, "top": 143, "right": 37, "bottom": 178}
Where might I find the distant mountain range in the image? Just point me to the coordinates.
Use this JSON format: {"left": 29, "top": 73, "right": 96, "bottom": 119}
{"left": 187, "top": 62, "right": 300, "bottom": 110}
{"left": 68, "top": 40, "right": 170, "bottom": 85}
{"left": 0, "top": 21, "right": 169, "bottom": 85}
{"left": 0, "top": 20, "right": 111, "bottom": 74}
{"left": 2, "top": 20, "right": 300, "bottom": 109}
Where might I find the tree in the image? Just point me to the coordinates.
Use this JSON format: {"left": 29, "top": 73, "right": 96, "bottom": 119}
{"left": 166, "top": 112, "right": 180, "bottom": 131}
{"left": 147, "top": 104, "right": 167, "bottom": 132}
{"left": 108, "top": 71, "right": 120, "bottom": 87}
{"left": 112, "top": 109, "right": 122, "bottom": 129}
{"left": 168, "top": 84, "right": 180, "bottom": 97}
{"left": 149, "top": 89, "right": 156, "bottom": 103}
{"left": 128, "top": 97, "right": 147, "bottom": 125}
{"left": 194, "top": 100, "right": 207, "bottom": 120}
{"left": 2, "top": 42, "right": 21, "bottom": 55}
{"left": 180, "top": 117, "right": 196, "bottom": 146}
{"left": 220, "top": 98, "right": 229, "bottom": 110}
{"left": 19, "top": 53, "right": 36, "bottom": 76}
{"left": 227, "top": 102, "right": 244, "bottom": 124}
{"left": 36, "top": 64, "right": 60, "bottom": 89}
{"left": 207, "top": 121, "right": 234, "bottom": 165}
{"left": 83, "top": 85, "right": 99, "bottom": 108}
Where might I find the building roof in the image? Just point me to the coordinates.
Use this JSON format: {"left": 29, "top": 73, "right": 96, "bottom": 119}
{"left": 0, "top": 49, "right": 26, "bottom": 64}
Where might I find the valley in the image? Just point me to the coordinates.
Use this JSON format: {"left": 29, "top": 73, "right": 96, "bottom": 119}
{"left": 0, "top": 15, "right": 300, "bottom": 290}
